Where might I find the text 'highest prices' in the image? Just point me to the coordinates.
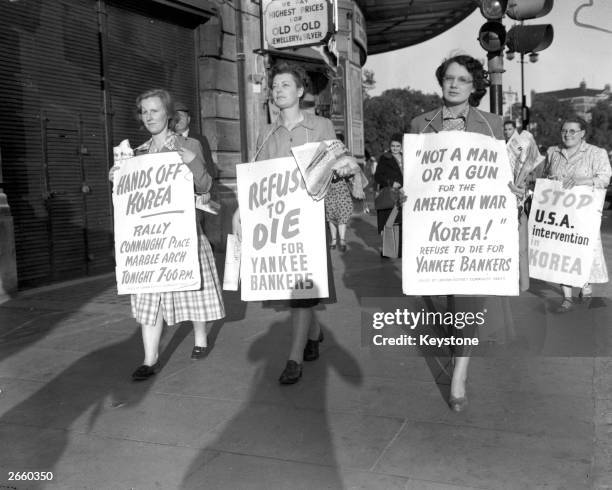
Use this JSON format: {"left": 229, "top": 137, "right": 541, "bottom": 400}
{"left": 264, "top": 0, "right": 330, "bottom": 48}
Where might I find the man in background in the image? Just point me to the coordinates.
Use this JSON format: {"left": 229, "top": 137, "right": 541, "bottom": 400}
{"left": 175, "top": 102, "right": 218, "bottom": 181}
{"left": 503, "top": 120, "right": 517, "bottom": 143}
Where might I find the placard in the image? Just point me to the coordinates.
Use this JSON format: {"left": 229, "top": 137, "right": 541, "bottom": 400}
{"left": 528, "top": 178, "right": 605, "bottom": 287}
{"left": 236, "top": 157, "right": 328, "bottom": 301}
{"left": 402, "top": 131, "right": 519, "bottom": 296}
{"left": 112, "top": 152, "right": 201, "bottom": 295}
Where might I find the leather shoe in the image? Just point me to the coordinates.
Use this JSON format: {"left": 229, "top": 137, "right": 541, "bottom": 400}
{"left": 191, "top": 346, "right": 209, "bottom": 360}
{"left": 303, "top": 331, "right": 324, "bottom": 362}
{"left": 278, "top": 360, "right": 302, "bottom": 385}
{"left": 448, "top": 395, "right": 468, "bottom": 412}
{"left": 132, "top": 363, "right": 158, "bottom": 381}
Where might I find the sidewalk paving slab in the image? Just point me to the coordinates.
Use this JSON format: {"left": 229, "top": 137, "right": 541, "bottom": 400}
{"left": 0, "top": 213, "right": 611, "bottom": 489}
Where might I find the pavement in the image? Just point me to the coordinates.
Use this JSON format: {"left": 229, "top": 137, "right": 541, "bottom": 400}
{"left": 1, "top": 211, "right": 612, "bottom": 490}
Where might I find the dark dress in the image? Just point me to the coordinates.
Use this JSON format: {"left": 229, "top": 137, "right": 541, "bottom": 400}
{"left": 410, "top": 106, "right": 514, "bottom": 354}
{"left": 255, "top": 112, "right": 337, "bottom": 308}
{"left": 374, "top": 151, "right": 403, "bottom": 233}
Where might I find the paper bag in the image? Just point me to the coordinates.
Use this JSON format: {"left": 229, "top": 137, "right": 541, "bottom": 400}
{"left": 382, "top": 207, "right": 400, "bottom": 258}
{"left": 223, "top": 234, "right": 241, "bottom": 290}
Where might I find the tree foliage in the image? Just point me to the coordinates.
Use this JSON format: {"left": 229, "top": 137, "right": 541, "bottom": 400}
{"left": 364, "top": 87, "right": 441, "bottom": 157}
{"left": 589, "top": 100, "right": 612, "bottom": 152}
{"left": 529, "top": 95, "right": 578, "bottom": 149}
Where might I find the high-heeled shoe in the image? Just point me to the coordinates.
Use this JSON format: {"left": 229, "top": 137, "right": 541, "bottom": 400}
{"left": 338, "top": 239, "right": 347, "bottom": 252}
{"left": 330, "top": 239, "right": 337, "bottom": 250}
{"left": 448, "top": 395, "right": 468, "bottom": 412}
{"left": 131, "top": 362, "right": 159, "bottom": 381}
{"left": 303, "top": 331, "right": 324, "bottom": 362}
{"left": 279, "top": 360, "right": 302, "bottom": 385}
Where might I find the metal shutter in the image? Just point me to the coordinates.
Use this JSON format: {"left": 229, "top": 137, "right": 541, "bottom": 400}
{"left": 105, "top": 0, "right": 199, "bottom": 149}
{"left": 0, "top": 0, "right": 113, "bottom": 287}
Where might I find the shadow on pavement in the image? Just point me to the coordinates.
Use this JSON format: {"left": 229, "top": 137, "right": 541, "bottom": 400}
{"left": 181, "top": 305, "right": 363, "bottom": 488}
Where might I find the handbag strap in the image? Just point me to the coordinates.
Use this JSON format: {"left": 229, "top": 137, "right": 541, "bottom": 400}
{"left": 385, "top": 206, "right": 399, "bottom": 227}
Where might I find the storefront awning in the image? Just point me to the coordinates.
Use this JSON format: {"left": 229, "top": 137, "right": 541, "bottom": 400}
{"left": 356, "top": 0, "right": 477, "bottom": 55}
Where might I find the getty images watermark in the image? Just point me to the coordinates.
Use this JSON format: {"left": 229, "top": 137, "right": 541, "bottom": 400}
{"left": 364, "top": 307, "right": 487, "bottom": 349}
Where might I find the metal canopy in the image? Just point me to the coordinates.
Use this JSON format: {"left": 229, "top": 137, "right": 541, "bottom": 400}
{"left": 356, "top": 0, "right": 477, "bottom": 55}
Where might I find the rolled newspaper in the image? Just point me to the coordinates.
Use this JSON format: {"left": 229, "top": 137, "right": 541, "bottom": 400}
{"left": 291, "top": 139, "right": 358, "bottom": 200}
{"left": 223, "top": 234, "right": 241, "bottom": 291}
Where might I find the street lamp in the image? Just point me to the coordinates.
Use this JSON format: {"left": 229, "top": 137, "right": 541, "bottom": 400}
{"left": 505, "top": 48, "right": 539, "bottom": 128}
{"left": 477, "top": 0, "right": 555, "bottom": 115}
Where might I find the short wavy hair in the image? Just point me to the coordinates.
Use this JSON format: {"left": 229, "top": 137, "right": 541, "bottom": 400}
{"left": 135, "top": 88, "right": 178, "bottom": 131}
{"left": 390, "top": 133, "right": 403, "bottom": 145}
{"left": 561, "top": 115, "right": 588, "bottom": 132}
{"left": 269, "top": 62, "right": 310, "bottom": 98}
{"left": 435, "top": 55, "right": 489, "bottom": 107}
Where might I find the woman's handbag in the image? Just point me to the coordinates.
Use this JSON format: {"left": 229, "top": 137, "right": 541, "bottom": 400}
{"left": 382, "top": 206, "right": 400, "bottom": 258}
{"left": 374, "top": 187, "right": 397, "bottom": 210}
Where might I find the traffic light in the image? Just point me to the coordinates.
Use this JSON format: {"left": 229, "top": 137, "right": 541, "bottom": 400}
{"left": 506, "top": 24, "right": 553, "bottom": 54}
{"left": 477, "top": 0, "right": 507, "bottom": 52}
{"left": 478, "top": 21, "right": 506, "bottom": 52}
{"left": 479, "top": 0, "right": 508, "bottom": 20}
{"left": 506, "top": 0, "right": 553, "bottom": 20}
{"left": 503, "top": 0, "right": 554, "bottom": 54}
{"left": 476, "top": 1, "right": 554, "bottom": 52}
{"left": 476, "top": 0, "right": 554, "bottom": 116}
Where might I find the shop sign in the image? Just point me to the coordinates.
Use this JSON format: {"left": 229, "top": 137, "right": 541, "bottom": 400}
{"left": 263, "top": 0, "right": 333, "bottom": 49}
{"left": 352, "top": 4, "right": 367, "bottom": 52}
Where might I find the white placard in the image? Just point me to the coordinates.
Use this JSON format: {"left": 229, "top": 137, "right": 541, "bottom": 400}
{"left": 112, "top": 152, "right": 201, "bottom": 294}
{"left": 402, "top": 131, "right": 520, "bottom": 296}
{"left": 223, "top": 234, "right": 241, "bottom": 291}
{"left": 528, "top": 178, "right": 605, "bottom": 287}
{"left": 236, "top": 157, "right": 328, "bottom": 301}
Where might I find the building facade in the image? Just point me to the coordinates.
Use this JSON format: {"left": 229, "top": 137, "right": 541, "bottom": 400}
{"left": 534, "top": 81, "right": 611, "bottom": 122}
{"left": 0, "top": 0, "right": 367, "bottom": 294}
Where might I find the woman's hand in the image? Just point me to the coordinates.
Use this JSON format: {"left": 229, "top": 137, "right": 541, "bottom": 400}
{"left": 507, "top": 181, "right": 525, "bottom": 199}
{"left": 196, "top": 192, "right": 211, "bottom": 205}
{"left": 108, "top": 165, "right": 120, "bottom": 183}
{"left": 392, "top": 181, "right": 402, "bottom": 189}
{"left": 333, "top": 155, "right": 359, "bottom": 177}
{"left": 562, "top": 176, "right": 593, "bottom": 188}
{"left": 178, "top": 147, "right": 196, "bottom": 164}
{"left": 397, "top": 187, "right": 407, "bottom": 205}
{"left": 232, "top": 209, "right": 242, "bottom": 242}
{"left": 561, "top": 176, "right": 576, "bottom": 189}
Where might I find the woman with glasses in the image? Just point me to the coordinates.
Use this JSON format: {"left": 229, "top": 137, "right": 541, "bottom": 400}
{"left": 410, "top": 54, "right": 521, "bottom": 412}
{"left": 543, "top": 117, "right": 611, "bottom": 312}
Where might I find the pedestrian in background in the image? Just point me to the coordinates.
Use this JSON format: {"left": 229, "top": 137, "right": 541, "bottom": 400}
{"left": 174, "top": 101, "right": 218, "bottom": 181}
{"left": 374, "top": 134, "right": 403, "bottom": 234}
{"left": 325, "top": 133, "right": 357, "bottom": 252}
{"left": 503, "top": 119, "right": 517, "bottom": 142}
{"left": 542, "top": 116, "right": 611, "bottom": 312}
{"left": 112, "top": 89, "right": 225, "bottom": 380}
